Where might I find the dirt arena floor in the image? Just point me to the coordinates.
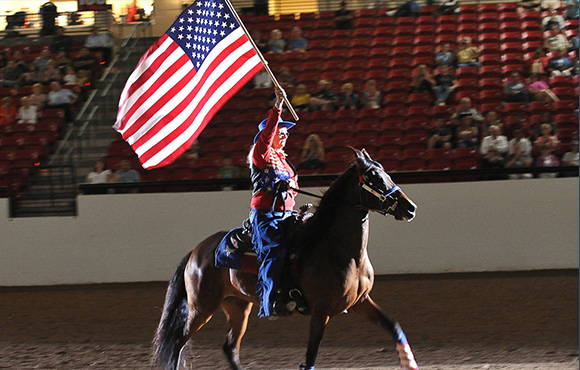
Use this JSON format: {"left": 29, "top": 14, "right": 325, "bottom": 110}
{"left": 0, "top": 270, "right": 577, "bottom": 370}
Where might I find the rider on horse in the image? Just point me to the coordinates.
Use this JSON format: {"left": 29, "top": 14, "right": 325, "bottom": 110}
{"left": 249, "top": 87, "right": 298, "bottom": 318}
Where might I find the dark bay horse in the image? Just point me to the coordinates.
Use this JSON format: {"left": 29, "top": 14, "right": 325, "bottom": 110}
{"left": 153, "top": 148, "right": 419, "bottom": 370}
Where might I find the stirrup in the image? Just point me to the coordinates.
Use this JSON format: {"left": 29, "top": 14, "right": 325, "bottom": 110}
{"left": 289, "top": 288, "right": 310, "bottom": 315}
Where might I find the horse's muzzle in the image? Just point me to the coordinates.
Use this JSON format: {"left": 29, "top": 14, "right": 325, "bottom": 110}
{"left": 394, "top": 195, "right": 416, "bottom": 222}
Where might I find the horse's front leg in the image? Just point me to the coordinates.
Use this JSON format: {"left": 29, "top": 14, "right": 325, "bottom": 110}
{"left": 300, "top": 311, "right": 330, "bottom": 370}
{"left": 350, "top": 296, "right": 419, "bottom": 370}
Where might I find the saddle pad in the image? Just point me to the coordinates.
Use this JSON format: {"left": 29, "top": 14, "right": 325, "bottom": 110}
{"left": 215, "top": 228, "right": 259, "bottom": 274}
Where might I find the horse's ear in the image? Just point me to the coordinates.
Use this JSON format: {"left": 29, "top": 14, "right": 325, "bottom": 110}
{"left": 347, "top": 146, "right": 363, "bottom": 163}
{"left": 361, "top": 148, "right": 372, "bottom": 161}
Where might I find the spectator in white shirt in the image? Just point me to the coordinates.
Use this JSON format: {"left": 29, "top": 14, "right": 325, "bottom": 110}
{"left": 85, "top": 27, "right": 114, "bottom": 66}
{"left": 16, "top": 96, "right": 38, "bottom": 124}
{"left": 480, "top": 124, "right": 508, "bottom": 156}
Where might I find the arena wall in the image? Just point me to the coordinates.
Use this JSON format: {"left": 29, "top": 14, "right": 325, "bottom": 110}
{"left": 0, "top": 177, "right": 577, "bottom": 286}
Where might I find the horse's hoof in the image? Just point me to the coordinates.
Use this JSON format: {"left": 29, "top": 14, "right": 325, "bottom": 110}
{"left": 396, "top": 342, "right": 418, "bottom": 370}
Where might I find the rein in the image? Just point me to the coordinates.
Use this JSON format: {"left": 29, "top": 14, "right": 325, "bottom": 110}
{"left": 289, "top": 177, "right": 401, "bottom": 216}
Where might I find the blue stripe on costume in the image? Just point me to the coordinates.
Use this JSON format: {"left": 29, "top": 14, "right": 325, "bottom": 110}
{"left": 250, "top": 209, "right": 294, "bottom": 318}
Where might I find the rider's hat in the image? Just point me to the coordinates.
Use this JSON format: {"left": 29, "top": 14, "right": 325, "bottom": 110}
{"left": 253, "top": 117, "right": 296, "bottom": 144}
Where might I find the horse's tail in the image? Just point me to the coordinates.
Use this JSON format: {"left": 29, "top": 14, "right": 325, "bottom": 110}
{"left": 152, "top": 251, "right": 192, "bottom": 370}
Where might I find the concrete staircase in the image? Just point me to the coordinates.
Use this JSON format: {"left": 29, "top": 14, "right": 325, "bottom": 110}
{"left": 9, "top": 36, "right": 157, "bottom": 217}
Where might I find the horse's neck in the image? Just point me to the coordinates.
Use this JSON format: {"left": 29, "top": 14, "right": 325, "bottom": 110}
{"left": 306, "top": 169, "right": 370, "bottom": 260}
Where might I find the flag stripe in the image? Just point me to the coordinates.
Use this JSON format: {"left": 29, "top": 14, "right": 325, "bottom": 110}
{"left": 133, "top": 31, "right": 254, "bottom": 153}
{"left": 114, "top": 0, "right": 263, "bottom": 169}
{"left": 140, "top": 52, "right": 262, "bottom": 167}
{"left": 129, "top": 31, "right": 251, "bottom": 151}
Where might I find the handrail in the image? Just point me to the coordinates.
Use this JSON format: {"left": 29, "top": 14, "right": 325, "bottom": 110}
{"left": 78, "top": 166, "right": 579, "bottom": 194}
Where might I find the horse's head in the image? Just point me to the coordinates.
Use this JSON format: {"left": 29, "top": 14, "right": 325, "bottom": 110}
{"left": 351, "top": 148, "right": 417, "bottom": 222}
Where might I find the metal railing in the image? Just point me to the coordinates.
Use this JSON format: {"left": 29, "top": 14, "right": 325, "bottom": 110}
{"left": 78, "top": 165, "right": 579, "bottom": 194}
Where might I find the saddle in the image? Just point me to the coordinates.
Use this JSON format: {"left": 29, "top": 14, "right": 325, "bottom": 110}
{"left": 214, "top": 204, "right": 313, "bottom": 273}
{"left": 214, "top": 204, "right": 314, "bottom": 315}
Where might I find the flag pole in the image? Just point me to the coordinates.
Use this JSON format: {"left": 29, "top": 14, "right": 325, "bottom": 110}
{"left": 223, "top": 0, "right": 300, "bottom": 121}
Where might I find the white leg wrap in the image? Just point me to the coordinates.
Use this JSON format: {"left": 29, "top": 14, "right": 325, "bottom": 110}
{"left": 396, "top": 342, "right": 419, "bottom": 370}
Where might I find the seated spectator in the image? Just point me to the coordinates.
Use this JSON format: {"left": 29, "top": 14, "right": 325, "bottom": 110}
{"left": 291, "top": 84, "right": 311, "bottom": 111}
{"left": 310, "top": 79, "right": 337, "bottom": 111}
{"left": 50, "top": 26, "right": 73, "bottom": 53}
{"left": 72, "top": 47, "right": 97, "bottom": 73}
{"left": 46, "top": 81, "right": 77, "bottom": 123}
{"left": 527, "top": 74, "right": 560, "bottom": 101}
{"left": 456, "top": 37, "right": 481, "bottom": 68}
{"left": 480, "top": 145, "right": 506, "bottom": 177}
{"left": 336, "top": 82, "right": 360, "bottom": 110}
{"left": 86, "top": 158, "right": 113, "bottom": 183}
{"left": 535, "top": 143, "right": 560, "bottom": 178}
{"left": 185, "top": 140, "right": 201, "bottom": 159}
{"left": 562, "top": 139, "right": 579, "bottom": 165}
{"left": 112, "top": 159, "right": 141, "bottom": 183}
{"left": 12, "top": 50, "right": 30, "bottom": 76}
{"left": 252, "top": 70, "right": 272, "bottom": 89}
{"left": 299, "top": 134, "right": 326, "bottom": 170}
{"left": 411, "top": 64, "right": 436, "bottom": 94}
{"left": 503, "top": 71, "right": 530, "bottom": 103}
{"left": 77, "top": 69, "right": 91, "bottom": 88}
{"left": 543, "top": 24, "right": 571, "bottom": 52}
{"left": 16, "top": 96, "right": 38, "bottom": 124}
{"left": 33, "top": 47, "right": 52, "bottom": 74}
{"left": 542, "top": 7, "right": 566, "bottom": 31}
{"left": 534, "top": 122, "right": 560, "bottom": 151}
{"left": 42, "top": 60, "right": 62, "bottom": 85}
{"left": 278, "top": 67, "right": 295, "bottom": 88}
{"left": 29, "top": 83, "right": 47, "bottom": 110}
{"left": 518, "top": 0, "right": 541, "bottom": 13}
{"left": 451, "top": 97, "right": 484, "bottom": 127}
{"left": 434, "top": 65, "right": 457, "bottom": 106}
{"left": 267, "top": 29, "right": 286, "bottom": 54}
{"left": 63, "top": 66, "right": 78, "bottom": 86}
{"left": 20, "top": 63, "right": 44, "bottom": 86}
{"left": 547, "top": 48, "right": 575, "bottom": 76}
{"left": 334, "top": 1, "right": 353, "bottom": 30}
{"left": 1, "top": 60, "right": 22, "bottom": 87}
{"left": 480, "top": 124, "right": 508, "bottom": 156}
{"left": 455, "top": 113, "right": 479, "bottom": 148}
{"left": 53, "top": 49, "right": 72, "bottom": 71}
{"left": 85, "top": 26, "right": 114, "bottom": 66}
{"left": 482, "top": 111, "right": 503, "bottom": 137}
{"left": 434, "top": 42, "right": 455, "bottom": 68}
{"left": 388, "top": 0, "right": 421, "bottom": 17}
{"left": 361, "top": 79, "right": 381, "bottom": 109}
{"left": 565, "top": 0, "right": 579, "bottom": 19}
{"left": 528, "top": 48, "right": 550, "bottom": 75}
{"left": 0, "top": 97, "right": 17, "bottom": 126}
{"left": 251, "top": 30, "right": 268, "bottom": 54}
{"left": 506, "top": 127, "right": 534, "bottom": 179}
{"left": 427, "top": 115, "right": 453, "bottom": 150}
{"left": 216, "top": 155, "right": 241, "bottom": 179}
{"left": 534, "top": 111, "right": 557, "bottom": 136}
{"left": 287, "top": 27, "right": 308, "bottom": 53}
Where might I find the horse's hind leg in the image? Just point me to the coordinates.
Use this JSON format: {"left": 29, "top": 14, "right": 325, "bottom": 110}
{"left": 350, "top": 297, "right": 419, "bottom": 370}
{"left": 221, "top": 297, "right": 253, "bottom": 370}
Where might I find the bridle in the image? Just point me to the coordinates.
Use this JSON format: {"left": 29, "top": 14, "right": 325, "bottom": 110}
{"left": 358, "top": 170, "right": 401, "bottom": 217}
{"left": 288, "top": 166, "right": 402, "bottom": 217}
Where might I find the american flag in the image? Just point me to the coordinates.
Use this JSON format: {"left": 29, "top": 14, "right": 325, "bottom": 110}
{"left": 114, "top": 0, "right": 263, "bottom": 169}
